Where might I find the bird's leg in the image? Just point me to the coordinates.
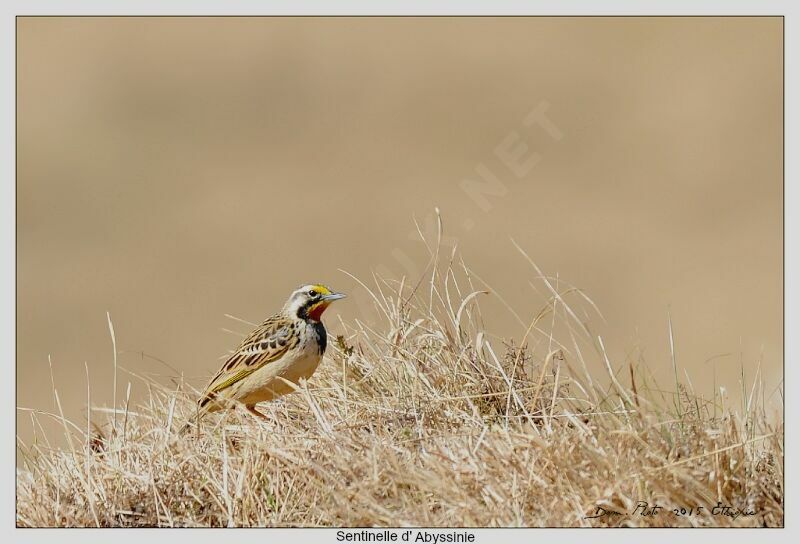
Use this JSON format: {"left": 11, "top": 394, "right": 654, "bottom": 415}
{"left": 245, "top": 404, "right": 268, "bottom": 421}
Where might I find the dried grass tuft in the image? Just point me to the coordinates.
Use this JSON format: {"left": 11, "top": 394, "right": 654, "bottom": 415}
{"left": 16, "top": 228, "right": 783, "bottom": 527}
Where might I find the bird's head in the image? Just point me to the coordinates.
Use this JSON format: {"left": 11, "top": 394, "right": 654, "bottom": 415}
{"left": 284, "top": 283, "right": 346, "bottom": 321}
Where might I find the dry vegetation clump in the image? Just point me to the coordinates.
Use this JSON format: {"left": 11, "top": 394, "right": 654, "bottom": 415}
{"left": 16, "top": 228, "right": 783, "bottom": 527}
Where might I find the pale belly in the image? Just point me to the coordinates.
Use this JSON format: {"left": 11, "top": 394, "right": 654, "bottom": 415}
{"left": 233, "top": 346, "right": 323, "bottom": 406}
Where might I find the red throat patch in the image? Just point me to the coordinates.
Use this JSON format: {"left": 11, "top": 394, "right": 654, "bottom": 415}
{"left": 307, "top": 301, "right": 330, "bottom": 321}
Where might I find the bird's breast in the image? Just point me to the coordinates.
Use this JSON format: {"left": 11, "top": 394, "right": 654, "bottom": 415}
{"left": 309, "top": 320, "right": 327, "bottom": 354}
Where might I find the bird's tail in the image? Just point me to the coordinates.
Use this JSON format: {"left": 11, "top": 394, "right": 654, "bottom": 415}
{"left": 177, "top": 402, "right": 207, "bottom": 436}
{"left": 176, "top": 389, "right": 224, "bottom": 436}
{"left": 178, "top": 419, "right": 195, "bottom": 436}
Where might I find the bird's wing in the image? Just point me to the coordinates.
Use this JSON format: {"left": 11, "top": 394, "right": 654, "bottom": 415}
{"left": 198, "top": 315, "right": 299, "bottom": 406}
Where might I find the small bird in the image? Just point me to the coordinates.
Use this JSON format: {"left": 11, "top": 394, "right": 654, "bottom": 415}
{"left": 185, "top": 284, "right": 345, "bottom": 429}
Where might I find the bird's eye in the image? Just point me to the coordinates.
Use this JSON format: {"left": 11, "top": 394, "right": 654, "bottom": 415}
{"left": 308, "top": 290, "right": 318, "bottom": 298}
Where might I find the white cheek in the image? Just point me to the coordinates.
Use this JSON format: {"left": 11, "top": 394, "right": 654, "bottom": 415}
{"left": 285, "top": 295, "right": 308, "bottom": 316}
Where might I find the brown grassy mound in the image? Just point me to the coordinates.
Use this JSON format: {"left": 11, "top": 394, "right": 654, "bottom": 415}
{"left": 16, "top": 237, "right": 783, "bottom": 527}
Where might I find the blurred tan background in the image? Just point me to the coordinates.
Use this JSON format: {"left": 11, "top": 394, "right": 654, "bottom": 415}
{"left": 17, "top": 17, "right": 782, "bottom": 442}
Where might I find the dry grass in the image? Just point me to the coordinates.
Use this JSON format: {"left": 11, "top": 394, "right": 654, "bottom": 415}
{"left": 16, "top": 228, "right": 783, "bottom": 527}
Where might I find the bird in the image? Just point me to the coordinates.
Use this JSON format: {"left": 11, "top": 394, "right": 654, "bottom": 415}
{"left": 183, "top": 284, "right": 345, "bottom": 431}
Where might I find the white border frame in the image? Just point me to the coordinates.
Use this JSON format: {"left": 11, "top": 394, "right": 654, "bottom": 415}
{"left": 3, "top": 2, "right": 795, "bottom": 543}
